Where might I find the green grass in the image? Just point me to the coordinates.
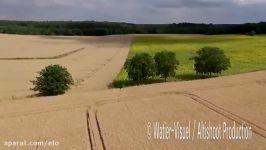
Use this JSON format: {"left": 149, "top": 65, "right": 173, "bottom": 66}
{"left": 113, "top": 34, "right": 266, "bottom": 88}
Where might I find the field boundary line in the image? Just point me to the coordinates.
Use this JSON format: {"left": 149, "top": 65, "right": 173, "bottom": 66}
{"left": 0, "top": 47, "right": 85, "bottom": 60}
{"left": 0, "top": 88, "right": 265, "bottom": 138}
{"left": 75, "top": 37, "right": 131, "bottom": 85}
{"left": 180, "top": 92, "right": 266, "bottom": 138}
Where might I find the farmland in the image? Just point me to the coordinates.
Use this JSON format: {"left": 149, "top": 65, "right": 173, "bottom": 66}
{"left": 0, "top": 34, "right": 265, "bottom": 149}
{"left": 115, "top": 34, "right": 266, "bottom": 86}
{"left": 0, "top": 34, "right": 131, "bottom": 101}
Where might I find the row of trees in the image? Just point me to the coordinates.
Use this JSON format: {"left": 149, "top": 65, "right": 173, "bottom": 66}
{"left": 1, "top": 21, "right": 266, "bottom": 36}
{"left": 31, "top": 47, "right": 230, "bottom": 96}
{"left": 126, "top": 47, "right": 231, "bottom": 82}
{"left": 126, "top": 51, "right": 179, "bottom": 82}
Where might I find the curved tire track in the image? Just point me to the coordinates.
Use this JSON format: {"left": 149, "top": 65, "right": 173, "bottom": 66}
{"left": 0, "top": 47, "right": 85, "bottom": 60}
{"left": 180, "top": 92, "right": 266, "bottom": 138}
{"left": 1, "top": 89, "right": 265, "bottom": 139}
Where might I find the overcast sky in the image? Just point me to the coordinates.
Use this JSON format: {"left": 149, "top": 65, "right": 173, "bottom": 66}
{"left": 0, "top": 0, "right": 265, "bottom": 24}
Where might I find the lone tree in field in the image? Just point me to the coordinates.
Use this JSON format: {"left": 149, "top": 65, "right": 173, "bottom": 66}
{"left": 31, "top": 64, "right": 73, "bottom": 96}
{"left": 248, "top": 31, "right": 256, "bottom": 36}
{"left": 192, "top": 47, "right": 231, "bottom": 76}
{"left": 126, "top": 53, "right": 156, "bottom": 81}
{"left": 154, "top": 51, "right": 179, "bottom": 81}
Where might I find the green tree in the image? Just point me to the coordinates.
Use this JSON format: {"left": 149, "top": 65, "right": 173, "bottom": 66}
{"left": 192, "top": 47, "right": 231, "bottom": 76}
{"left": 249, "top": 30, "right": 256, "bottom": 36}
{"left": 154, "top": 51, "right": 179, "bottom": 81}
{"left": 31, "top": 64, "right": 73, "bottom": 96}
{"left": 126, "top": 53, "right": 156, "bottom": 81}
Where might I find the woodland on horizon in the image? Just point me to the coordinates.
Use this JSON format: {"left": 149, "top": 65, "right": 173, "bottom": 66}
{"left": 0, "top": 20, "right": 266, "bottom": 36}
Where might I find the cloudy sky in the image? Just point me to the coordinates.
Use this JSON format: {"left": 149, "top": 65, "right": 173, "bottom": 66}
{"left": 0, "top": 0, "right": 265, "bottom": 24}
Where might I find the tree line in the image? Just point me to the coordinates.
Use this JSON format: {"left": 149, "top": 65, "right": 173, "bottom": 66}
{"left": 0, "top": 20, "right": 266, "bottom": 36}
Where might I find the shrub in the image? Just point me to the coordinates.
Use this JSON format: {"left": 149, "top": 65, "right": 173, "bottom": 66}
{"left": 248, "top": 31, "right": 256, "bottom": 36}
{"left": 154, "top": 51, "right": 179, "bottom": 81}
{"left": 192, "top": 47, "right": 231, "bottom": 76}
{"left": 126, "top": 53, "right": 156, "bottom": 81}
{"left": 31, "top": 64, "right": 73, "bottom": 96}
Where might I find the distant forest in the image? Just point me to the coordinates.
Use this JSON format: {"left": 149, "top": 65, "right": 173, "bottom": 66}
{"left": 0, "top": 20, "right": 266, "bottom": 36}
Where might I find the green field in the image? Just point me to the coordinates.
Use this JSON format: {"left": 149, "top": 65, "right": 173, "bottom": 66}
{"left": 114, "top": 34, "right": 266, "bottom": 87}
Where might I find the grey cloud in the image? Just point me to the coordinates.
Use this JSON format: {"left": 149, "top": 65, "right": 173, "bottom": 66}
{"left": 153, "top": 0, "right": 235, "bottom": 8}
{"left": 0, "top": 0, "right": 265, "bottom": 23}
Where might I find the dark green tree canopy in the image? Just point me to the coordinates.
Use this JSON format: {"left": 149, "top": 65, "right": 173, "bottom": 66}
{"left": 126, "top": 53, "right": 156, "bottom": 81}
{"left": 31, "top": 64, "right": 73, "bottom": 96}
{"left": 248, "top": 30, "right": 256, "bottom": 36}
{"left": 154, "top": 51, "right": 179, "bottom": 81}
{"left": 1, "top": 21, "right": 266, "bottom": 36}
{"left": 192, "top": 47, "right": 231, "bottom": 76}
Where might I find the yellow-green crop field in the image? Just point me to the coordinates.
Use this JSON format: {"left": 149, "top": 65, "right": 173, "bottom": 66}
{"left": 114, "top": 34, "right": 266, "bottom": 87}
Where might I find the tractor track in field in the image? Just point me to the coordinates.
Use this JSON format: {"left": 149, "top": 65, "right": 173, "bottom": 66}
{"left": 85, "top": 90, "right": 266, "bottom": 149}
{"left": 95, "top": 110, "right": 107, "bottom": 150}
{"left": 90, "top": 90, "right": 266, "bottom": 139}
{"left": 86, "top": 109, "right": 106, "bottom": 150}
{"left": 75, "top": 39, "right": 128, "bottom": 86}
{"left": 1, "top": 88, "right": 265, "bottom": 139}
{"left": 0, "top": 47, "right": 85, "bottom": 60}
{"left": 180, "top": 92, "right": 266, "bottom": 138}
{"left": 86, "top": 111, "right": 95, "bottom": 150}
